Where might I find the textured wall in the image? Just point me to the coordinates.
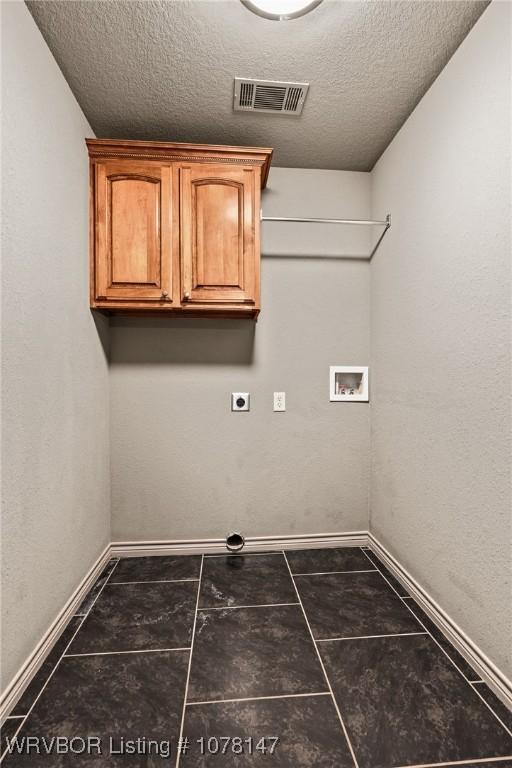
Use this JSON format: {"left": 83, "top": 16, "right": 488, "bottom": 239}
{"left": 1, "top": 3, "right": 110, "bottom": 691}
{"left": 370, "top": 2, "right": 511, "bottom": 678}
{"left": 110, "top": 168, "right": 371, "bottom": 541}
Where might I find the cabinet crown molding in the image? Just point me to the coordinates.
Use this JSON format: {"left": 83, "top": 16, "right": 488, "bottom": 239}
{"left": 86, "top": 138, "right": 273, "bottom": 188}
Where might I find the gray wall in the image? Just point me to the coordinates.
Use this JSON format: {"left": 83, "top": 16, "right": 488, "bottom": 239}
{"left": 370, "top": 1, "right": 511, "bottom": 678}
{"left": 110, "top": 168, "right": 371, "bottom": 541}
{"left": 1, "top": 2, "right": 110, "bottom": 691}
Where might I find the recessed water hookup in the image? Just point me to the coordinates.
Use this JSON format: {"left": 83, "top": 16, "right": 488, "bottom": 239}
{"left": 226, "top": 532, "right": 245, "bottom": 552}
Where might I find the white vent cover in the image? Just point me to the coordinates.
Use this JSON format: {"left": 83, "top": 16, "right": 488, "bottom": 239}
{"left": 234, "top": 78, "right": 309, "bottom": 116}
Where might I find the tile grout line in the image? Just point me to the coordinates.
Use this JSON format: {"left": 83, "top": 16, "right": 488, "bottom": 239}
{"left": 391, "top": 757, "right": 512, "bottom": 768}
{"left": 360, "top": 548, "right": 512, "bottom": 739}
{"left": 282, "top": 551, "right": 360, "bottom": 768}
{"left": 186, "top": 691, "right": 331, "bottom": 707}
{"left": 197, "top": 602, "right": 299, "bottom": 611}
{"left": 292, "top": 569, "right": 377, "bottom": 576}
{"left": 316, "top": 632, "right": 428, "bottom": 642}
{"left": 204, "top": 552, "right": 283, "bottom": 558}
{"left": 0, "top": 558, "right": 121, "bottom": 764}
{"left": 64, "top": 648, "right": 191, "bottom": 658}
{"left": 175, "top": 554, "right": 204, "bottom": 768}
{"left": 109, "top": 579, "right": 200, "bottom": 585}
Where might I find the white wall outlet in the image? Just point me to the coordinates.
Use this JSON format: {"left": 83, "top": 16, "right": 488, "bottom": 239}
{"left": 231, "top": 393, "right": 250, "bottom": 411}
{"left": 273, "top": 392, "right": 286, "bottom": 412}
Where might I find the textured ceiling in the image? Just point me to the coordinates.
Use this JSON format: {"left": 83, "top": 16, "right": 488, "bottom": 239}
{"left": 27, "top": 0, "right": 489, "bottom": 170}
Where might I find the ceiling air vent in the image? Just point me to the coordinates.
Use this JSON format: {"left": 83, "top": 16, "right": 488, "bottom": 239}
{"left": 234, "top": 78, "right": 309, "bottom": 116}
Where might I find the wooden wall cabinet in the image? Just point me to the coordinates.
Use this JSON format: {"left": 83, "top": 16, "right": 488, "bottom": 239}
{"left": 87, "top": 139, "right": 272, "bottom": 317}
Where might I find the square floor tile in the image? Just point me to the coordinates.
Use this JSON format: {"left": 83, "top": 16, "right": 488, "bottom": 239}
{"left": 473, "top": 683, "right": 512, "bottom": 732}
{"left": 199, "top": 554, "right": 296, "bottom": 608}
{"left": 285, "top": 547, "right": 373, "bottom": 575}
{"left": 320, "top": 634, "right": 512, "bottom": 768}
{"left": 295, "top": 571, "right": 421, "bottom": 639}
{"left": 405, "top": 598, "right": 482, "bottom": 680}
{"left": 75, "top": 559, "right": 119, "bottom": 615}
{"left": 11, "top": 617, "right": 83, "bottom": 716}
{"left": 1, "top": 650, "right": 189, "bottom": 767}
{"left": 68, "top": 581, "right": 197, "bottom": 654}
{"left": 361, "top": 550, "right": 410, "bottom": 596}
{"left": 181, "top": 694, "right": 354, "bottom": 767}
{"left": 110, "top": 554, "right": 201, "bottom": 583}
{"left": 188, "top": 605, "right": 327, "bottom": 703}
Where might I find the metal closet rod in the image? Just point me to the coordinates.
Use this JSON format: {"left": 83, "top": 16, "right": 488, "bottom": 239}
{"left": 260, "top": 214, "right": 391, "bottom": 259}
{"left": 261, "top": 213, "right": 390, "bottom": 226}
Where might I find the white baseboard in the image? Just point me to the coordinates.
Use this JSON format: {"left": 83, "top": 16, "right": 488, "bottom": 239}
{"left": 110, "top": 530, "right": 369, "bottom": 557}
{"left": 368, "top": 533, "right": 512, "bottom": 712}
{"left": 0, "top": 544, "right": 112, "bottom": 723}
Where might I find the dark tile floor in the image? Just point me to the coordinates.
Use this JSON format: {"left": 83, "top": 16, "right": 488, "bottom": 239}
{"left": 68, "top": 581, "right": 197, "bottom": 654}
{"left": 295, "top": 571, "right": 420, "bottom": 639}
{"left": 188, "top": 605, "right": 326, "bottom": 702}
{"left": 1, "top": 547, "right": 511, "bottom": 767}
{"left": 198, "top": 554, "right": 296, "bottom": 608}
{"left": 320, "top": 635, "right": 510, "bottom": 766}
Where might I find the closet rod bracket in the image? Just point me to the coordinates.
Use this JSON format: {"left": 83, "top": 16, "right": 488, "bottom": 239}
{"left": 369, "top": 213, "right": 391, "bottom": 259}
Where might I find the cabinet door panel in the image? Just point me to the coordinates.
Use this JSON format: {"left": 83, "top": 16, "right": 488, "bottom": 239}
{"left": 110, "top": 177, "right": 159, "bottom": 284}
{"left": 180, "top": 164, "right": 259, "bottom": 308}
{"left": 195, "top": 181, "right": 241, "bottom": 287}
{"left": 94, "top": 161, "right": 172, "bottom": 303}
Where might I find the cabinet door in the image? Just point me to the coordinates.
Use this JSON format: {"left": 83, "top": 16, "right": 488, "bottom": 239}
{"left": 94, "top": 161, "right": 173, "bottom": 304}
{"left": 180, "top": 164, "right": 259, "bottom": 309}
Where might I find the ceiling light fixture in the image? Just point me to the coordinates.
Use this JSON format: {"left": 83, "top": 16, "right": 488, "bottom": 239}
{"left": 241, "top": 0, "right": 323, "bottom": 21}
